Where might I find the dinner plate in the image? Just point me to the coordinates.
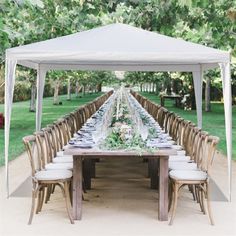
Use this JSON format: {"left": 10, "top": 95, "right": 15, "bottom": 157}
{"left": 73, "top": 144, "right": 93, "bottom": 149}
{"left": 146, "top": 142, "right": 172, "bottom": 148}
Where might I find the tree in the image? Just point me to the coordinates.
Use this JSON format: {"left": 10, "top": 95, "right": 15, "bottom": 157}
{"left": 1, "top": 0, "right": 235, "bottom": 107}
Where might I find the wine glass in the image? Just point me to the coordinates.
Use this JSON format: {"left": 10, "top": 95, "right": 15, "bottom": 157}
{"left": 141, "top": 126, "right": 148, "bottom": 141}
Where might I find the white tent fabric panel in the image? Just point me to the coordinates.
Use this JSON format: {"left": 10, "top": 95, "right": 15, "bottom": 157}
{"left": 36, "top": 67, "right": 47, "bottom": 131}
{"left": 6, "top": 24, "right": 230, "bottom": 66}
{"left": 220, "top": 62, "right": 232, "bottom": 201}
{"left": 4, "top": 59, "right": 17, "bottom": 197}
{"left": 193, "top": 69, "right": 203, "bottom": 128}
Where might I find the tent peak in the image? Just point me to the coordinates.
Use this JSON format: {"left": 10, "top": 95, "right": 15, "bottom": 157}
{"left": 6, "top": 23, "right": 230, "bottom": 66}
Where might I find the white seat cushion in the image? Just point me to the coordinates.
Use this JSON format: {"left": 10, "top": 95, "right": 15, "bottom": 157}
{"left": 171, "top": 145, "right": 183, "bottom": 150}
{"left": 169, "top": 155, "right": 191, "bottom": 162}
{"left": 177, "top": 150, "right": 186, "bottom": 155}
{"left": 169, "top": 170, "right": 207, "bottom": 181}
{"left": 57, "top": 151, "right": 64, "bottom": 157}
{"left": 57, "top": 151, "right": 72, "bottom": 157}
{"left": 53, "top": 156, "right": 73, "bottom": 163}
{"left": 169, "top": 162, "right": 198, "bottom": 171}
{"left": 168, "top": 140, "right": 176, "bottom": 145}
{"left": 35, "top": 170, "right": 72, "bottom": 181}
{"left": 45, "top": 162, "right": 73, "bottom": 170}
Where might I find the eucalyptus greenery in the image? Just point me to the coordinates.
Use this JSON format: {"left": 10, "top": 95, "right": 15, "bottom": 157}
{"left": 100, "top": 91, "right": 158, "bottom": 155}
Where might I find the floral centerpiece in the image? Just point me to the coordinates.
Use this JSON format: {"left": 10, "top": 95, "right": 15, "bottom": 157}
{"left": 100, "top": 90, "right": 157, "bottom": 154}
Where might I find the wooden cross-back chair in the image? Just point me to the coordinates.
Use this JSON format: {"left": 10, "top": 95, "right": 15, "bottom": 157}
{"left": 54, "top": 119, "right": 70, "bottom": 148}
{"left": 46, "top": 124, "right": 61, "bottom": 155}
{"left": 168, "top": 135, "right": 219, "bottom": 225}
{"left": 179, "top": 120, "right": 192, "bottom": 151}
{"left": 169, "top": 116, "right": 182, "bottom": 142}
{"left": 22, "top": 135, "right": 74, "bottom": 225}
{"left": 157, "top": 107, "right": 168, "bottom": 129}
{"left": 78, "top": 106, "right": 87, "bottom": 125}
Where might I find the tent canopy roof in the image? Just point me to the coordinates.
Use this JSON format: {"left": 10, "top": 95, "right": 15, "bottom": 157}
{"left": 6, "top": 23, "right": 230, "bottom": 70}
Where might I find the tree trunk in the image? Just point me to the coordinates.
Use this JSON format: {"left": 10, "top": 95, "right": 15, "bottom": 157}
{"left": 155, "top": 83, "right": 159, "bottom": 94}
{"left": 140, "top": 83, "right": 143, "bottom": 92}
{"left": 75, "top": 81, "right": 79, "bottom": 97}
{"left": 97, "top": 83, "right": 102, "bottom": 92}
{"left": 83, "top": 85, "right": 86, "bottom": 96}
{"left": 53, "top": 80, "right": 60, "bottom": 105}
{"left": 0, "top": 65, "right": 4, "bottom": 104}
{"left": 67, "top": 78, "right": 71, "bottom": 100}
{"left": 190, "top": 81, "right": 196, "bottom": 110}
{"left": 89, "top": 85, "right": 92, "bottom": 94}
{"left": 29, "top": 82, "right": 36, "bottom": 112}
{"left": 145, "top": 83, "right": 148, "bottom": 92}
{"left": 205, "top": 77, "right": 211, "bottom": 112}
{"left": 152, "top": 83, "right": 155, "bottom": 93}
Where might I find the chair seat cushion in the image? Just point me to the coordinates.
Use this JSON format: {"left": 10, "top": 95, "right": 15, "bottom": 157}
{"left": 169, "top": 170, "right": 208, "bottom": 181}
{"left": 169, "top": 155, "right": 191, "bottom": 162}
{"left": 57, "top": 151, "right": 71, "bottom": 157}
{"left": 45, "top": 163, "right": 73, "bottom": 170}
{"left": 53, "top": 156, "right": 73, "bottom": 163}
{"left": 171, "top": 145, "right": 183, "bottom": 150}
{"left": 177, "top": 150, "right": 186, "bottom": 155}
{"left": 169, "top": 162, "right": 198, "bottom": 170}
{"left": 35, "top": 170, "right": 72, "bottom": 181}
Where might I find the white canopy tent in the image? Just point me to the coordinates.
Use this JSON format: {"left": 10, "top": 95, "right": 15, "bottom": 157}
{"left": 5, "top": 23, "right": 232, "bottom": 199}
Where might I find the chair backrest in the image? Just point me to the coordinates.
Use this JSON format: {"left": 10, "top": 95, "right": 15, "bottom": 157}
{"left": 78, "top": 106, "right": 86, "bottom": 124}
{"left": 23, "top": 135, "right": 42, "bottom": 176}
{"left": 199, "top": 135, "right": 220, "bottom": 173}
{"left": 168, "top": 115, "right": 180, "bottom": 141}
{"left": 63, "top": 116, "right": 73, "bottom": 141}
{"left": 180, "top": 120, "right": 192, "bottom": 151}
{"left": 193, "top": 130, "right": 207, "bottom": 164}
{"left": 173, "top": 116, "right": 184, "bottom": 144}
{"left": 42, "top": 127, "right": 56, "bottom": 161}
{"left": 164, "top": 111, "right": 175, "bottom": 134}
{"left": 35, "top": 131, "right": 50, "bottom": 169}
{"left": 53, "top": 119, "right": 70, "bottom": 147}
{"left": 157, "top": 107, "right": 168, "bottom": 128}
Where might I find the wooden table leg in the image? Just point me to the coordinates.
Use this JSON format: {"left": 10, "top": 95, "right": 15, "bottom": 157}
{"left": 83, "top": 159, "right": 92, "bottom": 189}
{"left": 149, "top": 159, "right": 159, "bottom": 189}
{"left": 73, "top": 156, "right": 82, "bottom": 220}
{"left": 158, "top": 157, "right": 169, "bottom": 221}
{"left": 91, "top": 159, "right": 96, "bottom": 178}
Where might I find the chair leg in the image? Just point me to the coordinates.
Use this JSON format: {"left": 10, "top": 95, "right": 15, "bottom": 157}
{"left": 69, "top": 181, "right": 72, "bottom": 205}
{"left": 195, "top": 185, "right": 200, "bottom": 203}
{"left": 188, "top": 185, "right": 196, "bottom": 201}
{"left": 28, "top": 188, "right": 38, "bottom": 225}
{"left": 38, "top": 186, "right": 45, "bottom": 213}
{"left": 197, "top": 184, "right": 206, "bottom": 214}
{"left": 45, "top": 184, "right": 52, "bottom": 204}
{"left": 200, "top": 187, "right": 206, "bottom": 214}
{"left": 51, "top": 184, "right": 56, "bottom": 194}
{"left": 169, "top": 182, "right": 179, "bottom": 225}
{"left": 206, "top": 182, "right": 214, "bottom": 225}
{"left": 168, "top": 181, "right": 173, "bottom": 212}
{"left": 64, "top": 181, "right": 74, "bottom": 224}
{"left": 36, "top": 187, "right": 43, "bottom": 214}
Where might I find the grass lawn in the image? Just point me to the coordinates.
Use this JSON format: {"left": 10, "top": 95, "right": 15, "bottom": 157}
{"left": 0, "top": 92, "right": 103, "bottom": 166}
{"left": 141, "top": 92, "right": 236, "bottom": 160}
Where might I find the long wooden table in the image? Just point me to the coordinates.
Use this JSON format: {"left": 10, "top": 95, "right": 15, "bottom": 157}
{"left": 64, "top": 147, "right": 176, "bottom": 221}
